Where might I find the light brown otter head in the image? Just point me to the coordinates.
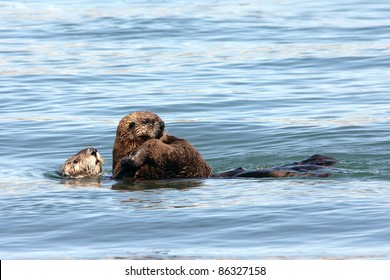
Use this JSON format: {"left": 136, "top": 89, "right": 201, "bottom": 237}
{"left": 60, "top": 147, "right": 104, "bottom": 178}
{"left": 112, "top": 111, "right": 165, "bottom": 175}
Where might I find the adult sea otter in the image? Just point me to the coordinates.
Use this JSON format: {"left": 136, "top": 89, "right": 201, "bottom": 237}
{"left": 112, "top": 111, "right": 212, "bottom": 180}
{"left": 60, "top": 112, "right": 338, "bottom": 179}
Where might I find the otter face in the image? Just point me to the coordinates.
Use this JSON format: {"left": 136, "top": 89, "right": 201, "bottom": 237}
{"left": 60, "top": 147, "right": 104, "bottom": 178}
{"left": 117, "top": 111, "right": 165, "bottom": 141}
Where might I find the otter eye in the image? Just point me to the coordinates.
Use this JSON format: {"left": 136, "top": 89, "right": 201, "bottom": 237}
{"left": 129, "top": 122, "right": 136, "bottom": 129}
{"left": 90, "top": 149, "right": 97, "bottom": 156}
{"left": 141, "top": 120, "right": 148, "bottom": 125}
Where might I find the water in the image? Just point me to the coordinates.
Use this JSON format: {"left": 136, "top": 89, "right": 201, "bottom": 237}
{"left": 1, "top": 0, "right": 390, "bottom": 259}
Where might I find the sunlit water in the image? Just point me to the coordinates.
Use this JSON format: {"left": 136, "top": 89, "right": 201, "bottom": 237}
{"left": 1, "top": 0, "right": 389, "bottom": 259}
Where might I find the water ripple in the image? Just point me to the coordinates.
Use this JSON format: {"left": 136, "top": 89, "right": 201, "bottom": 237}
{"left": 1, "top": 0, "right": 390, "bottom": 259}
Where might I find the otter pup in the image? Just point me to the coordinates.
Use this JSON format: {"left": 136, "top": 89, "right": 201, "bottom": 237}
{"left": 114, "top": 134, "right": 213, "bottom": 180}
{"left": 60, "top": 147, "right": 104, "bottom": 178}
{"left": 112, "top": 111, "right": 212, "bottom": 180}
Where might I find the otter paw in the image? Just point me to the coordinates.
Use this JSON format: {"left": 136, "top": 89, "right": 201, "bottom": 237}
{"left": 121, "top": 149, "right": 148, "bottom": 168}
{"left": 119, "top": 154, "right": 137, "bottom": 167}
{"left": 112, "top": 154, "right": 137, "bottom": 179}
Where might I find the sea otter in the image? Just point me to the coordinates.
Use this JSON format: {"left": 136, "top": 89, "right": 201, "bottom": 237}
{"left": 60, "top": 147, "right": 104, "bottom": 178}
{"left": 60, "top": 148, "right": 338, "bottom": 180}
{"left": 112, "top": 111, "right": 212, "bottom": 180}
{"left": 112, "top": 111, "right": 165, "bottom": 176}
{"left": 59, "top": 112, "right": 338, "bottom": 180}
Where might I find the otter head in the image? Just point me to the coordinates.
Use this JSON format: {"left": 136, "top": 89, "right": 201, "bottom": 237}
{"left": 116, "top": 111, "right": 165, "bottom": 142}
{"left": 60, "top": 147, "right": 104, "bottom": 178}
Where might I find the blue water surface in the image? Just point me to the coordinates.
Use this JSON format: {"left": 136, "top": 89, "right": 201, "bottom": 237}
{"left": 0, "top": 0, "right": 389, "bottom": 259}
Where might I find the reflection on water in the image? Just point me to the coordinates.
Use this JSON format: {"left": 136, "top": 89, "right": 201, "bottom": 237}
{"left": 112, "top": 179, "right": 205, "bottom": 192}
{"left": 59, "top": 178, "right": 103, "bottom": 188}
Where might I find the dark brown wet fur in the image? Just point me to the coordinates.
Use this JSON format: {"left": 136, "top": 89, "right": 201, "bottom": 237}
{"left": 113, "top": 112, "right": 212, "bottom": 180}
{"left": 112, "top": 111, "right": 165, "bottom": 176}
{"left": 60, "top": 147, "right": 103, "bottom": 178}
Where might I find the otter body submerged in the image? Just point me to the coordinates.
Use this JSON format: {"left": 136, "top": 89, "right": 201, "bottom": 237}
{"left": 60, "top": 148, "right": 337, "bottom": 180}
{"left": 59, "top": 112, "right": 338, "bottom": 180}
